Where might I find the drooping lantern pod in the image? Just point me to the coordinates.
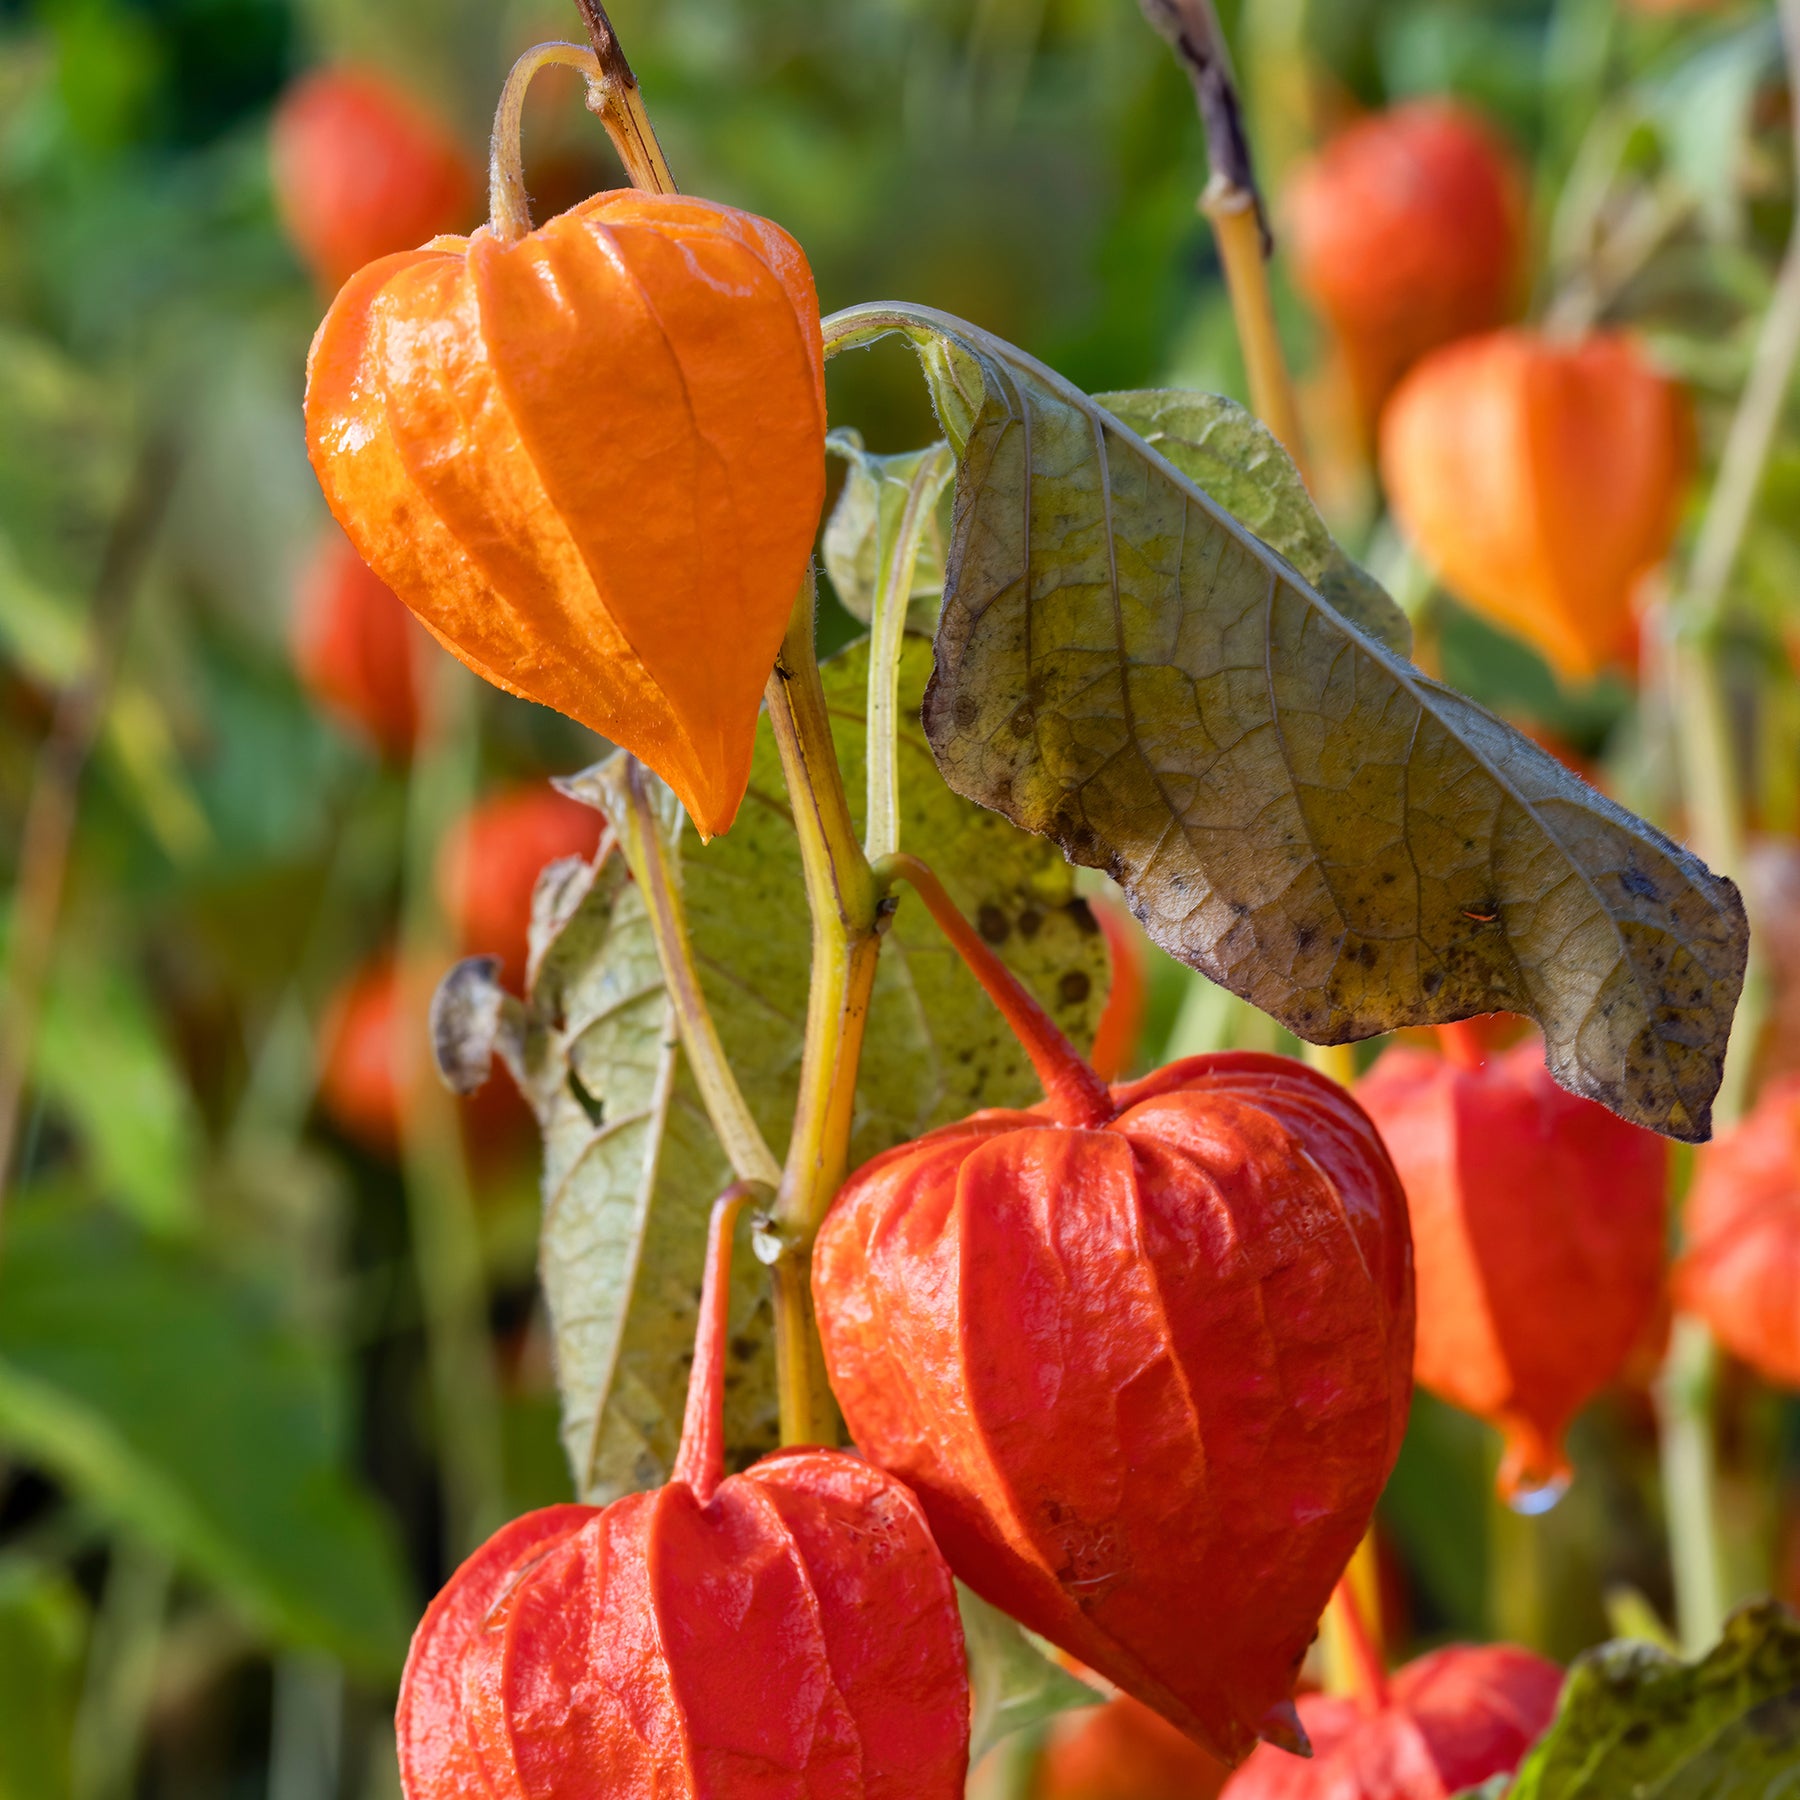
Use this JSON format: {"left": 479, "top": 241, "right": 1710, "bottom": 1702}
{"left": 1036, "top": 1694, "right": 1230, "bottom": 1800}
{"left": 812, "top": 856, "right": 1415, "bottom": 1767}
{"left": 292, "top": 528, "right": 429, "bottom": 760}
{"left": 1356, "top": 1027, "right": 1669, "bottom": 1502}
{"left": 272, "top": 67, "right": 479, "bottom": 292}
{"left": 436, "top": 784, "right": 609, "bottom": 986}
{"left": 1286, "top": 102, "right": 1526, "bottom": 427}
{"left": 1676, "top": 1072, "right": 1800, "bottom": 1388}
{"left": 397, "top": 1190, "right": 970, "bottom": 1798}
{"left": 305, "top": 41, "right": 826, "bottom": 839}
{"left": 1380, "top": 329, "right": 1690, "bottom": 683}
{"left": 1222, "top": 1643, "right": 1564, "bottom": 1800}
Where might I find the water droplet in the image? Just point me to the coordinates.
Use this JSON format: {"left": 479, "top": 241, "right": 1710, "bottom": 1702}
{"left": 1505, "top": 1470, "right": 1571, "bottom": 1516}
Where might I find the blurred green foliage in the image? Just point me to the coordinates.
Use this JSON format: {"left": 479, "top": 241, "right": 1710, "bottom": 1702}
{"left": 0, "top": 0, "right": 1795, "bottom": 1793}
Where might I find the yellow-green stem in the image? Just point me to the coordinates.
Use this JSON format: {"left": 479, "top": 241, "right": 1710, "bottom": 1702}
{"left": 1202, "top": 178, "right": 1310, "bottom": 477}
{"left": 610, "top": 760, "right": 781, "bottom": 1191}
{"left": 764, "top": 577, "right": 884, "bottom": 1444}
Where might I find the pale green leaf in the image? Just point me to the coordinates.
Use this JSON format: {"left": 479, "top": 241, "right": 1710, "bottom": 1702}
{"left": 824, "top": 302, "right": 1747, "bottom": 1141}
{"left": 459, "top": 639, "right": 1108, "bottom": 1500}
{"left": 960, "top": 1584, "right": 1103, "bottom": 1765}
{"left": 1095, "top": 389, "right": 1412, "bottom": 658}
{"left": 1504, "top": 1601, "right": 1800, "bottom": 1799}
{"left": 823, "top": 429, "right": 954, "bottom": 631}
{"left": 0, "top": 1206, "right": 411, "bottom": 1676}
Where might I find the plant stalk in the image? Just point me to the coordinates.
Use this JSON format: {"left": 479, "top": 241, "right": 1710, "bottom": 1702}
{"left": 572, "top": 0, "right": 677, "bottom": 194}
{"left": 1652, "top": 0, "right": 1800, "bottom": 1657}
{"left": 612, "top": 761, "right": 781, "bottom": 1190}
{"left": 0, "top": 441, "right": 176, "bottom": 1251}
{"left": 765, "top": 576, "right": 884, "bottom": 1445}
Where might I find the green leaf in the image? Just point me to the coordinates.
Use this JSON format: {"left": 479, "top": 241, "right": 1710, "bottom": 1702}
{"left": 823, "top": 429, "right": 955, "bottom": 632}
{"left": 960, "top": 1583, "right": 1103, "bottom": 1765}
{"left": 31, "top": 952, "right": 203, "bottom": 1235}
{"left": 1504, "top": 1601, "right": 1800, "bottom": 1799}
{"left": 1094, "top": 390, "right": 1412, "bottom": 658}
{"left": 454, "top": 637, "right": 1108, "bottom": 1502}
{"left": 0, "top": 1205, "right": 412, "bottom": 1677}
{"left": 825, "top": 303, "right": 1747, "bottom": 1141}
{"left": 0, "top": 1560, "right": 83, "bottom": 1800}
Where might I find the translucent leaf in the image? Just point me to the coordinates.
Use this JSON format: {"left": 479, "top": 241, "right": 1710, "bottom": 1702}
{"left": 1095, "top": 389, "right": 1412, "bottom": 657}
{"left": 960, "top": 1584, "right": 1103, "bottom": 1765}
{"left": 825, "top": 303, "right": 1747, "bottom": 1141}
{"left": 823, "top": 429, "right": 954, "bottom": 631}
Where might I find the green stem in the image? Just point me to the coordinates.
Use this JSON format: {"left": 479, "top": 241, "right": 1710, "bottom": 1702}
{"left": 609, "top": 759, "right": 781, "bottom": 1190}
{"left": 1653, "top": 0, "right": 1800, "bottom": 1658}
{"left": 764, "top": 575, "right": 884, "bottom": 1445}
{"left": 865, "top": 443, "right": 955, "bottom": 864}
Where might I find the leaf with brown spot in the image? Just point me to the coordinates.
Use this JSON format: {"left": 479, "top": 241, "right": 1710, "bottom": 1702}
{"left": 822, "top": 302, "right": 1748, "bottom": 1141}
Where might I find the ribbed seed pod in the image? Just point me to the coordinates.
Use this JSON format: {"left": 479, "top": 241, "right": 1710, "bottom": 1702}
{"left": 812, "top": 862, "right": 1414, "bottom": 1769}
{"left": 1222, "top": 1645, "right": 1563, "bottom": 1799}
{"left": 306, "top": 66, "right": 826, "bottom": 839}
{"left": 1676, "top": 1072, "right": 1800, "bottom": 1388}
{"left": 1356, "top": 1034, "right": 1668, "bottom": 1499}
{"left": 398, "top": 1196, "right": 970, "bottom": 1798}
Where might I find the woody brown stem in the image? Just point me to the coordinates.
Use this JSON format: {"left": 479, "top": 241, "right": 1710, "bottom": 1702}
{"left": 572, "top": 0, "right": 677, "bottom": 195}
{"left": 874, "top": 853, "right": 1116, "bottom": 1129}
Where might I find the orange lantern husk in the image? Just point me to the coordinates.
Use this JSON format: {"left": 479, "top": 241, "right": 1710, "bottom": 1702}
{"left": 1357, "top": 1036, "right": 1669, "bottom": 1500}
{"left": 1379, "top": 329, "right": 1689, "bottom": 684}
{"left": 304, "top": 59, "right": 827, "bottom": 840}
{"left": 812, "top": 862, "right": 1414, "bottom": 1768}
{"left": 1676, "top": 1072, "right": 1800, "bottom": 1388}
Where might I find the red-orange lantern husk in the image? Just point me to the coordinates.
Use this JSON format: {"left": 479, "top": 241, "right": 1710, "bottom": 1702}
{"left": 1222, "top": 1644, "right": 1563, "bottom": 1800}
{"left": 397, "top": 1194, "right": 970, "bottom": 1798}
{"left": 272, "top": 68, "right": 479, "bottom": 292}
{"left": 293, "top": 528, "right": 428, "bottom": 759}
{"left": 812, "top": 866, "right": 1414, "bottom": 1767}
{"left": 305, "top": 184, "right": 826, "bottom": 840}
{"left": 1037, "top": 1694, "right": 1230, "bottom": 1800}
{"left": 1356, "top": 1035, "right": 1668, "bottom": 1498}
{"left": 1676, "top": 1072, "right": 1800, "bottom": 1388}
{"left": 1379, "top": 329, "right": 1689, "bottom": 683}
{"left": 1286, "top": 101, "right": 1525, "bottom": 425}
{"left": 437, "top": 784, "right": 608, "bottom": 986}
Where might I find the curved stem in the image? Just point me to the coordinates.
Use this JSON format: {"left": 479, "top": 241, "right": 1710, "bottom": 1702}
{"left": 489, "top": 43, "right": 606, "bottom": 242}
{"left": 874, "top": 853, "right": 1116, "bottom": 1128}
{"left": 672, "top": 1185, "right": 754, "bottom": 1504}
{"left": 865, "top": 443, "right": 956, "bottom": 864}
{"left": 766, "top": 576, "right": 884, "bottom": 1445}
{"left": 609, "top": 759, "right": 782, "bottom": 1191}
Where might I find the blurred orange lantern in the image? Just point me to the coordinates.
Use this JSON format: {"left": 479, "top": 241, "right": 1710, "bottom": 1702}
{"left": 306, "top": 184, "right": 827, "bottom": 839}
{"left": 1038, "top": 1695, "right": 1229, "bottom": 1800}
{"left": 292, "top": 528, "right": 428, "bottom": 759}
{"left": 1357, "top": 1032, "right": 1668, "bottom": 1501}
{"left": 317, "top": 956, "right": 526, "bottom": 1160}
{"left": 1676, "top": 1073, "right": 1800, "bottom": 1388}
{"left": 437, "top": 785, "right": 607, "bottom": 986}
{"left": 272, "top": 68, "right": 478, "bottom": 291}
{"left": 1287, "top": 102, "right": 1526, "bottom": 425}
{"left": 1381, "top": 330, "right": 1689, "bottom": 683}
{"left": 1223, "top": 1644, "right": 1563, "bottom": 1799}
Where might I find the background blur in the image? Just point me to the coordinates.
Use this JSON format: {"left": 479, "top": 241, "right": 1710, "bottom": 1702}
{"left": 0, "top": 0, "right": 1796, "bottom": 1795}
